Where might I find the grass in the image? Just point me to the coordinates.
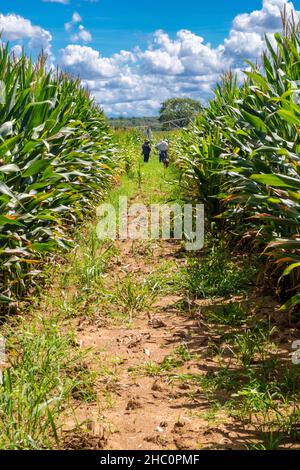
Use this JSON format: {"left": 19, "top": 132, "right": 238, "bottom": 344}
{"left": 114, "top": 131, "right": 300, "bottom": 449}
{"left": 106, "top": 275, "right": 162, "bottom": 320}
{"left": 204, "top": 302, "right": 247, "bottom": 326}
{"left": 148, "top": 260, "right": 182, "bottom": 295}
{"left": 0, "top": 198, "right": 119, "bottom": 449}
{"left": 89, "top": 134, "right": 182, "bottom": 323}
{"left": 0, "top": 315, "right": 96, "bottom": 449}
{"left": 2, "top": 124, "right": 299, "bottom": 451}
{"left": 68, "top": 267, "right": 166, "bottom": 325}
{"left": 183, "top": 245, "right": 259, "bottom": 298}
{"left": 138, "top": 158, "right": 182, "bottom": 206}
{"left": 172, "top": 233, "right": 300, "bottom": 450}
{"left": 172, "top": 314, "right": 300, "bottom": 449}
{"left": 0, "top": 133, "right": 184, "bottom": 448}
{"left": 173, "top": 359, "right": 300, "bottom": 449}
{"left": 0, "top": 181, "right": 122, "bottom": 448}
{"left": 234, "top": 328, "right": 269, "bottom": 368}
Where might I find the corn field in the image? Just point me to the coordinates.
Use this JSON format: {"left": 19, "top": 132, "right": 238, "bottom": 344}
{"left": 176, "top": 19, "right": 300, "bottom": 311}
{"left": 1, "top": 17, "right": 300, "bottom": 450}
{"left": 0, "top": 45, "right": 118, "bottom": 306}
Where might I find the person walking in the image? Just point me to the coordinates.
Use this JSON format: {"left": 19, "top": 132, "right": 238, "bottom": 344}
{"left": 142, "top": 140, "right": 152, "bottom": 163}
{"left": 156, "top": 139, "right": 169, "bottom": 165}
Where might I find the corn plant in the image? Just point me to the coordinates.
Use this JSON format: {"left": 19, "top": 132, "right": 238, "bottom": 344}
{"left": 0, "top": 44, "right": 119, "bottom": 305}
{"left": 176, "top": 17, "right": 300, "bottom": 310}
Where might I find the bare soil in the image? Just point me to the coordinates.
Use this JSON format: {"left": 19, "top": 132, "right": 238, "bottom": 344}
{"left": 59, "top": 180, "right": 298, "bottom": 451}
{"left": 60, "top": 229, "right": 288, "bottom": 450}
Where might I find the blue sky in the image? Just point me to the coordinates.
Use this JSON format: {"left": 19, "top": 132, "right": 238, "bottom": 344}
{"left": 1, "top": 0, "right": 268, "bottom": 55}
{"left": 1, "top": 1, "right": 300, "bottom": 116}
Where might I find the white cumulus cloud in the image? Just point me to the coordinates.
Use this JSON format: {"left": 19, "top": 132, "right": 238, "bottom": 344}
{"left": 64, "top": 11, "right": 92, "bottom": 43}
{"left": 59, "top": 0, "right": 300, "bottom": 116}
{"left": 60, "top": 45, "right": 117, "bottom": 78}
{"left": 232, "top": 0, "right": 299, "bottom": 34}
{"left": 0, "top": 13, "right": 52, "bottom": 55}
{"left": 71, "top": 25, "right": 92, "bottom": 43}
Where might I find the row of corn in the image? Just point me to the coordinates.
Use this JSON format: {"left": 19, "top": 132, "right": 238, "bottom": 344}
{"left": 0, "top": 45, "right": 119, "bottom": 306}
{"left": 176, "top": 19, "right": 300, "bottom": 310}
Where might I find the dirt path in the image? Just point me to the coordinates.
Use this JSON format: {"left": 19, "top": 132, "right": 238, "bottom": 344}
{"left": 2, "top": 146, "right": 298, "bottom": 450}
{"left": 63, "top": 242, "right": 236, "bottom": 449}
{"left": 58, "top": 158, "right": 298, "bottom": 451}
{"left": 62, "top": 201, "right": 244, "bottom": 450}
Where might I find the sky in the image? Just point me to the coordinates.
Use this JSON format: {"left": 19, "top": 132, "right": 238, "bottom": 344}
{"left": 1, "top": 0, "right": 300, "bottom": 116}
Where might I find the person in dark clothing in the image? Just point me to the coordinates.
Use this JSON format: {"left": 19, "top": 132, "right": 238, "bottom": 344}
{"left": 142, "top": 140, "right": 151, "bottom": 162}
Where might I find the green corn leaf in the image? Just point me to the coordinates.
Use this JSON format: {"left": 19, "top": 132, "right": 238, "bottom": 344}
{"left": 0, "top": 215, "right": 24, "bottom": 227}
{"left": 242, "top": 111, "right": 268, "bottom": 133}
{"left": 0, "top": 293, "right": 12, "bottom": 303}
{"left": 277, "top": 108, "right": 300, "bottom": 126}
{"left": 251, "top": 174, "right": 300, "bottom": 189}
{"left": 22, "top": 160, "right": 50, "bottom": 178}
{"left": 280, "top": 294, "right": 300, "bottom": 311}
{"left": 282, "top": 262, "right": 300, "bottom": 277}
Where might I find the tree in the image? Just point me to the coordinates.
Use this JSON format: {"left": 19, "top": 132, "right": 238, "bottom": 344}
{"left": 159, "top": 98, "right": 202, "bottom": 129}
